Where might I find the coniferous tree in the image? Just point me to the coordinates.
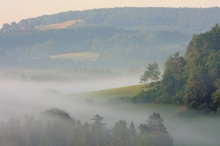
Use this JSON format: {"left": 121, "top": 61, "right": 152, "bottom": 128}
{"left": 112, "top": 120, "right": 129, "bottom": 146}
{"left": 147, "top": 113, "right": 173, "bottom": 146}
{"left": 0, "top": 110, "right": 174, "bottom": 146}
{"left": 91, "top": 114, "right": 109, "bottom": 146}
{"left": 128, "top": 122, "right": 137, "bottom": 146}
{"left": 138, "top": 113, "right": 173, "bottom": 146}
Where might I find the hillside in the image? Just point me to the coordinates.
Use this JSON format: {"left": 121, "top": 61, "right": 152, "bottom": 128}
{"left": 133, "top": 24, "right": 220, "bottom": 113}
{"left": 73, "top": 84, "right": 148, "bottom": 99}
{"left": 0, "top": 7, "right": 220, "bottom": 71}
{"left": 2, "top": 7, "right": 220, "bottom": 33}
{"left": 35, "top": 20, "right": 82, "bottom": 30}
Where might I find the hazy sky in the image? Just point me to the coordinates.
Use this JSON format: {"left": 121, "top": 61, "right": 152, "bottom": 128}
{"left": 1, "top": 0, "right": 220, "bottom": 27}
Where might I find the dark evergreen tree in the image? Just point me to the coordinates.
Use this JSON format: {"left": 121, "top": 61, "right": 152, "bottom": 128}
{"left": 90, "top": 114, "right": 109, "bottom": 146}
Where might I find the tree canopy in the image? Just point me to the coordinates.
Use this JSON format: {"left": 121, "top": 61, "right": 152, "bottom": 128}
{"left": 140, "top": 62, "right": 161, "bottom": 83}
{"left": 0, "top": 110, "right": 173, "bottom": 146}
{"left": 135, "top": 24, "right": 220, "bottom": 113}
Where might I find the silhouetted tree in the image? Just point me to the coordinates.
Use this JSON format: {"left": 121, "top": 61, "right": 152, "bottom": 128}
{"left": 140, "top": 62, "right": 161, "bottom": 83}
{"left": 128, "top": 121, "right": 137, "bottom": 146}
{"left": 112, "top": 120, "right": 129, "bottom": 146}
{"left": 91, "top": 114, "right": 108, "bottom": 146}
{"left": 138, "top": 113, "right": 173, "bottom": 146}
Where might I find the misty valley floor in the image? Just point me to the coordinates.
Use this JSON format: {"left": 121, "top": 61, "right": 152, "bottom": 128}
{"left": 0, "top": 77, "right": 220, "bottom": 146}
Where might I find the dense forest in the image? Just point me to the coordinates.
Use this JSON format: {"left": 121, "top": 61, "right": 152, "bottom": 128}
{"left": 0, "top": 24, "right": 189, "bottom": 70}
{"left": 2, "top": 7, "right": 220, "bottom": 33}
{"left": 134, "top": 24, "right": 220, "bottom": 113}
{"left": 0, "top": 108, "right": 173, "bottom": 146}
{"left": 1, "top": 7, "right": 220, "bottom": 71}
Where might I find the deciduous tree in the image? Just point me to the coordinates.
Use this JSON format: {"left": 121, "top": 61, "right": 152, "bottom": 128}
{"left": 140, "top": 62, "right": 161, "bottom": 83}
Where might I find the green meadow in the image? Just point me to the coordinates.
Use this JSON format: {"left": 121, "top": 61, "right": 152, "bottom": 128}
{"left": 73, "top": 84, "right": 149, "bottom": 99}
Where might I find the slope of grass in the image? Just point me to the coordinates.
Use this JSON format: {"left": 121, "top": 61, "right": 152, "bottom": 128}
{"left": 73, "top": 84, "right": 149, "bottom": 99}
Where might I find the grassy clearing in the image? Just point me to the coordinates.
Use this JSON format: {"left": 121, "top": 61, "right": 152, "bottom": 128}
{"left": 74, "top": 84, "right": 149, "bottom": 99}
{"left": 35, "top": 20, "right": 82, "bottom": 30}
{"left": 49, "top": 52, "right": 99, "bottom": 61}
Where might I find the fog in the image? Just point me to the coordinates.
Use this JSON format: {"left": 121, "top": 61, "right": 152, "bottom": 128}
{"left": 0, "top": 74, "right": 140, "bottom": 120}
{"left": 0, "top": 74, "right": 220, "bottom": 146}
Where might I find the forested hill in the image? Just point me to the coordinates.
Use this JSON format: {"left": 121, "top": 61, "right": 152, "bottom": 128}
{"left": 134, "top": 24, "right": 220, "bottom": 113}
{"left": 2, "top": 7, "right": 220, "bottom": 33}
{"left": 1, "top": 7, "right": 220, "bottom": 70}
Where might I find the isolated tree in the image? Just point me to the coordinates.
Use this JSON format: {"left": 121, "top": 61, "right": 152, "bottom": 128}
{"left": 91, "top": 114, "right": 108, "bottom": 146}
{"left": 140, "top": 62, "right": 161, "bottom": 83}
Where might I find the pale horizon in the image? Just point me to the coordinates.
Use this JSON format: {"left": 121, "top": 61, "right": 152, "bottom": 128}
{"left": 1, "top": 0, "right": 220, "bottom": 27}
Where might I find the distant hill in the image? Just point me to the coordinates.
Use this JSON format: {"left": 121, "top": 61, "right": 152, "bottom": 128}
{"left": 0, "top": 7, "right": 220, "bottom": 71}
{"left": 2, "top": 7, "right": 220, "bottom": 33}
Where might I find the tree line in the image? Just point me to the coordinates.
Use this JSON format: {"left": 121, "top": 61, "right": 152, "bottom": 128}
{"left": 0, "top": 25, "right": 188, "bottom": 69}
{"left": 0, "top": 108, "right": 173, "bottom": 146}
{"left": 135, "top": 24, "right": 220, "bottom": 113}
{"left": 1, "top": 7, "right": 220, "bottom": 70}
{"left": 2, "top": 7, "right": 220, "bottom": 34}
